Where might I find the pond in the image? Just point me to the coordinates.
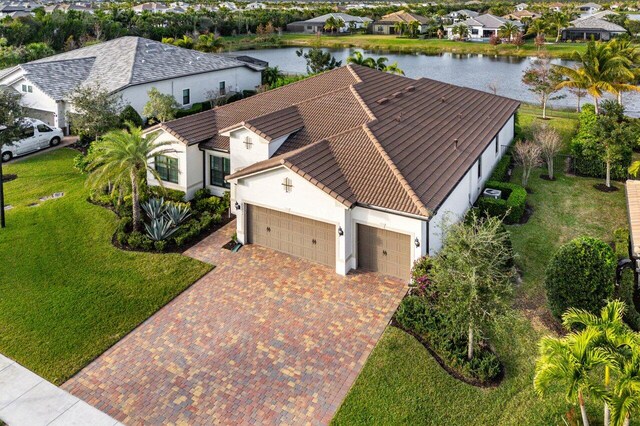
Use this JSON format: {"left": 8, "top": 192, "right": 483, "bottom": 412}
{"left": 229, "top": 47, "right": 640, "bottom": 116}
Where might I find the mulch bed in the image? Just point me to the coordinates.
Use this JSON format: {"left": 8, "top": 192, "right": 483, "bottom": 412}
{"left": 1, "top": 174, "right": 17, "bottom": 183}
{"left": 390, "top": 319, "right": 504, "bottom": 388}
{"left": 593, "top": 183, "right": 619, "bottom": 193}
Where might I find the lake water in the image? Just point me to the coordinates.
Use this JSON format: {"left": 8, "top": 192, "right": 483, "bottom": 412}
{"left": 230, "top": 47, "right": 640, "bottom": 116}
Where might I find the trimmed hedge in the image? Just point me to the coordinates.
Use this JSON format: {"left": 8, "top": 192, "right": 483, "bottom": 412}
{"left": 489, "top": 154, "right": 512, "bottom": 182}
{"left": 615, "top": 269, "right": 640, "bottom": 331}
{"left": 614, "top": 227, "right": 630, "bottom": 260}
{"left": 476, "top": 181, "right": 526, "bottom": 224}
{"left": 544, "top": 237, "right": 616, "bottom": 318}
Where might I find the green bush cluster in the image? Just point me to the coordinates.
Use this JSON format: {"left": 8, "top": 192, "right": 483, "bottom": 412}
{"left": 545, "top": 236, "right": 616, "bottom": 318}
{"left": 119, "top": 105, "right": 143, "bottom": 128}
{"left": 476, "top": 181, "right": 527, "bottom": 224}
{"left": 614, "top": 227, "right": 630, "bottom": 260}
{"left": 395, "top": 296, "right": 501, "bottom": 382}
{"left": 489, "top": 154, "right": 512, "bottom": 182}
{"left": 127, "top": 231, "right": 154, "bottom": 251}
{"left": 147, "top": 186, "right": 185, "bottom": 203}
{"left": 615, "top": 269, "right": 640, "bottom": 331}
{"left": 570, "top": 104, "right": 632, "bottom": 179}
{"left": 173, "top": 212, "right": 222, "bottom": 246}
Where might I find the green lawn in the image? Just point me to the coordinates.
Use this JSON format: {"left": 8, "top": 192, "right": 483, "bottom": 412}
{"left": 0, "top": 149, "right": 212, "bottom": 384}
{"left": 224, "top": 34, "right": 587, "bottom": 58}
{"left": 333, "top": 107, "right": 628, "bottom": 425}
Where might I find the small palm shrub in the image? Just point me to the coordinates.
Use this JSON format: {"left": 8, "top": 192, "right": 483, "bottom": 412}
{"left": 544, "top": 237, "right": 616, "bottom": 318}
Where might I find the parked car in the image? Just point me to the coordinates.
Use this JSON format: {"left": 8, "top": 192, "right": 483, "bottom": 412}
{"left": 0, "top": 118, "right": 63, "bottom": 162}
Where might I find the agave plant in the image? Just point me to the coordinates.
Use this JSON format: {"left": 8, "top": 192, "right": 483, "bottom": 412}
{"left": 165, "top": 203, "right": 191, "bottom": 226}
{"left": 144, "top": 217, "right": 179, "bottom": 241}
{"left": 142, "top": 197, "right": 166, "bottom": 220}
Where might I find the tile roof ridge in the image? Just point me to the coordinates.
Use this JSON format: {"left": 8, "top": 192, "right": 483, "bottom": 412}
{"left": 346, "top": 64, "right": 363, "bottom": 83}
{"left": 362, "top": 123, "right": 432, "bottom": 218}
{"left": 349, "top": 85, "right": 376, "bottom": 120}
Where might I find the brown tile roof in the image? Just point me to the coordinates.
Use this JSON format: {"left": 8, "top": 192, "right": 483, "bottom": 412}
{"left": 375, "top": 11, "right": 430, "bottom": 24}
{"left": 163, "top": 65, "right": 519, "bottom": 217}
{"left": 627, "top": 180, "right": 640, "bottom": 257}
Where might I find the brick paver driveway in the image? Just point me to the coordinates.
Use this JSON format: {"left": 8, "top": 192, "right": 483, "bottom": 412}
{"left": 63, "top": 220, "right": 406, "bottom": 425}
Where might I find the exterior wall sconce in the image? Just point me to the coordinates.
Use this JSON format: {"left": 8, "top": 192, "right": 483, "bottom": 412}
{"left": 234, "top": 201, "right": 241, "bottom": 210}
{"left": 414, "top": 238, "right": 420, "bottom": 247}
{"left": 338, "top": 226, "right": 344, "bottom": 236}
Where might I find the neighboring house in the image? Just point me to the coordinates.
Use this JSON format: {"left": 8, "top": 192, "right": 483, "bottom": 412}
{"left": 548, "top": 2, "right": 564, "bottom": 12}
{"left": 446, "top": 9, "right": 479, "bottom": 23}
{"left": 577, "top": 2, "right": 602, "bottom": 14}
{"left": 218, "top": 2, "right": 237, "bottom": 10}
{"left": 244, "top": 1, "right": 266, "bottom": 9}
{"left": 0, "top": 2, "right": 35, "bottom": 17}
{"left": 372, "top": 11, "right": 430, "bottom": 34}
{"left": 44, "top": 3, "right": 95, "bottom": 14}
{"left": 515, "top": 3, "right": 528, "bottom": 11}
{"left": 144, "top": 65, "right": 519, "bottom": 280}
{"left": 562, "top": 16, "right": 627, "bottom": 40}
{"left": 132, "top": 2, "right": 168, "bottom": 13}
{"left": 0, "top": 36, "right": 264, "bottom": 134}
{"left": 286, "top": 13, "right": 373, "bottom": 33}
{"left": 503, "top": 10, "right": 540, "bottom": 21}
{"left": 446, "top": 13, "right": 522, "bottom": 39}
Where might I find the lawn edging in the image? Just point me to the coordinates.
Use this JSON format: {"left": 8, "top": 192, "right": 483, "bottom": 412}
{"left": 390, "top": 319, "right": 505, "bottom": 388}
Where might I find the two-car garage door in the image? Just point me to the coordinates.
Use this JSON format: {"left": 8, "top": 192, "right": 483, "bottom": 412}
{"left": 247, "top": 205, "right": 336, "bottom": 268}
{"left": 246, "top": 205, "right": 412, "bottom": 280}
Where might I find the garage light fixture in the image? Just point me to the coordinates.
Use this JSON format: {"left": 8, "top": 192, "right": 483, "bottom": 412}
{"left": 338, "top": 226, "right": 344, "bottom": 236}
{"left": 414, "top": 238, "right": 420, "bottom": 247}
{"left": 234, "top": 202, "right": 241, "bottom": 210}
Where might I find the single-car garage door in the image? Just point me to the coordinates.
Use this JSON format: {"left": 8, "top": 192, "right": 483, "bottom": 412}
{"left": 357, "top": 224, "right": 411, "bottom": 281}
{"left": 247, "top": 205, "right": 336, "bottom": 268}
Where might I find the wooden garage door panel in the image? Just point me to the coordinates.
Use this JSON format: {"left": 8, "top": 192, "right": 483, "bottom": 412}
{"left": 357, "top": 224, "right": 411, "bottom": 281}
{"left": 247, "top": 205, "right": 335, "bottom": 268}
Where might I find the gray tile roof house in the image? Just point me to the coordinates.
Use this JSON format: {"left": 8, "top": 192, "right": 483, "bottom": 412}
{"left": 0, "top": 36, "right": 263, "bottom": 101}
{"left": 0, "top": 36, "right": 264, "bottom": 134}
{"left": 563, "top": 16, "right": 627, "bottom": 40}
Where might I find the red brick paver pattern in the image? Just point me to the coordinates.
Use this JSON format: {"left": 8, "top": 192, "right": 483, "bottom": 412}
{"left": 63, "top": 220, "right": 407, "bottom": 425}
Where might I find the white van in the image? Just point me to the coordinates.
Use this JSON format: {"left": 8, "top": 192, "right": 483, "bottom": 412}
{"left": 1, "top": 118, "right": 64, "bottom": 162}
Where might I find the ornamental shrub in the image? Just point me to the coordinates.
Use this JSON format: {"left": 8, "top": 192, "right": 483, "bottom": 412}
{"left": 615, "top": 269, "right": 640, "bottom": 331}
{"left": 119, "top": 105, "right": 143, "bottom": 128}
{"left": 544, "top": 237, "right": 616, "bottom": 318}
{"left": 489, "top": 154, "right": 512, "bottom": 182}
{"left": 193, "top": 187, "right": 212, "bottom": 201}
{"left": 614, "top": 228, "right": 630, "bottom": 260}
{"left": 476, "top": 181, "right": 527, "bottom": 224}
{"left": 147, "top": 186, "right": 185, "bottom": 202}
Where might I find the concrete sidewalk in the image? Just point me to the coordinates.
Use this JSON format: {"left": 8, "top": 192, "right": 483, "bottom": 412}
{"left": 0, "top": 354, "right": 121, "bottom": 426}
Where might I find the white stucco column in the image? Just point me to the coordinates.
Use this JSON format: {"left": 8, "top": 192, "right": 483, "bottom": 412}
{"left": 336, "top": 208, "right": 351, "bottom": 275}
{"left": 55, "top": 101, "right": 66, "bottom": 134}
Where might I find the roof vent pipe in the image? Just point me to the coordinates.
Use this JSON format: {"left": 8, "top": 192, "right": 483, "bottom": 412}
{"left": 454, "top": 138, "right": 459, "bottom": 150}
{"left": 441, "top": 97, "right": 446, "bottom": 103}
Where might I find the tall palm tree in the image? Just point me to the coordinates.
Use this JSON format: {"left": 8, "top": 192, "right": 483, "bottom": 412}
{"left": 86, "top": 123, "right": 174, "bottom": 231}
{"left": 262, "top": 65, "right": 283, "bottom": 86}
{"left": 527, "top": 18, "right": 547, "bottom": 37}
{"left": 394, "top": 21, "right": 408, "bottom": 36}
{"left": 346, "top": 51, "right": 374, "bottom": 67}
{"left": 324, "top": 16, "right": 340, "bottom": 34}
{"left": 608, "top": 38, "right": 640, "bottom": 105}
{"left": 547, "top": 12, "right": 569, "bottom": 42}
{"left": 555, "top": 42, "right": 638, "bottom": 114}
{"left": 534, "top": 328, "right": 613, "bottom": 426}
{"left": 408, "top": 20, "right": 420, "bottom": 38}
{"left": 452, "top": 24, "right": 469, "bottom": 40}
{"left": 563, "top": 301, "right": 632, "bottom": 426}
{"left": 498, "top": 21, "right": 520, "bottom": 41}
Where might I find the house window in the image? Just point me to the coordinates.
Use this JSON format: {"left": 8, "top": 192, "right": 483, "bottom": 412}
{"left": 282, "top": 177, "right": 293, "bottom": 193}
{"left": 478, "top": 157, "right": 482, "bottom": 178}
{"left": 219, "top": 81, "right": 226, "bottom": 96}
{"left": 210, "top": 155, "right": 230, "bottom": 188}
{"left": 495, "top": 133, "right": 500, "bottom": 154}
{"left": 471, "top": 28, "right": 479, "bottom": 35}
{"left": 21, "top": 84, "right": 32, "bottom": 93}
{"left": 155, "top": 155, "right": 179, "bottom": 184}
{"left": 182, "top": 89, "right": 190, "bottom": 105}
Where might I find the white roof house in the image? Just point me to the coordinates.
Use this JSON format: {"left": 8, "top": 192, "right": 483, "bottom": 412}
{"left": 446, "top": 13, "right": 522, "bottom": 39}
{"left": 0, "top": 37, "right": 264, "bottom": 133}
{"left": 577, "top": 2, "right": 602, "bottom": 13}
{"left": 245, "top": 2, "right": 266, "bottom": 10}
{"left": 447, "top": 9, "right": 479, "bottom": 22}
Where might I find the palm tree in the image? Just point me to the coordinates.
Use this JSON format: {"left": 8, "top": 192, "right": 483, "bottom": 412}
{"left": 527, "top": 18, "right": 547, "bottom": 37}
{"left": 547, "top": 11, "right": 570, "bottom": 42}
{"left": 384, "top": 61, "right": 405, "bottom": 75}
{"left": 195, "top": 33, "right": 224, "bottom": 53}
{"left": 563, "top": 301, "right": 632, "bottom": 426}
{"left": 452, "top": 24, "right": 469, "bottom": 40}
{"left": 262, "top": 66, "right": 283, "bottom": 86}
{"left": 498, "top": 21, "right": 520, "bottom": 41}
{"left": 347, "top": 51, "right": 373, "bottom": 67}
{"left": 173, "top": 35, "right": 194, "bottom": 49}
{"left": 86, "top": 123, "right": 174, "bottom": 231}
{"left": 555, "top": 42, "right": 639, "bottom": 114}
{"left": 534, "top": 328, "right": 613, "bottom": 426}
{"left": 408, "top": 20, "right": 420, "bottom": 38}
{"left": 324, "top": 16, "right": 341, "bottom": 34}
{"left": 609, "top": 340, "right": 640, "bottom": 426}
{"left": 394, "top": 21, "right": 408, "bottom": 36}
{"left": 608, "top": 38, "right": 640, "bottom": 106}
